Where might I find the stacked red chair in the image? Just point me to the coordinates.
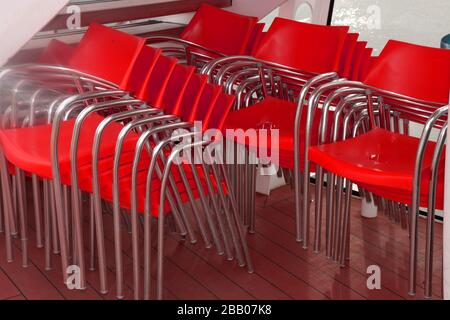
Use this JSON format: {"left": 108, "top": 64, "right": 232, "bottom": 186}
{"left": 202, "top": 17, "right": 350, "bottom": 247}
{"left": 0, "top": 23, "right": 252, "bottom": 300}
{"left": 308, "top": 39, "right": 450, "bottom": 297}
{"left": 146, "top": 4, "right": 260, "bottom": 68}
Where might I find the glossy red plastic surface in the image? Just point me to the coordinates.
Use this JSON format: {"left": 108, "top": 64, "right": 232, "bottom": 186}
{"left": 38, "top": 39, "right": 76, "bottom": 66}
{"left": 245, "top": 23, "right": 266, "bottom": 55}
{"left": 178, "top": 73, "right": 208, "bottom": 122}
{"left": 204, "top": 92, "right": 235, "bottom": 131}
{"left": 254, "top": 17, "right": 349, "bottom": 73}
{"left": 194, "top": 83, "right": 222, "bottom": 127}
{"left": 68, "top": 23, "right": 146, "bottom": 88}
{"left": 161, "top": 64, "right": 195, "bottom": 115}
{"left": 180, "top": 3, "right": 258, "bottom": 55}
{"left": 0, "top": 114, "right": 138, "bottom": 183}
{"left": 364, "top": 40, "right": 450, "bottom": 104}
{"left": 349, "top": 41, "right": 367, "bottom": 80}
{"left": 338, "top": 33, "right": 359, "bottom": 78}
{"left": 359, "top": 55, "right": 377, "bottom": 82}
{"left": 125, "top": 45, "right": 162, "bottom": 96}
{"left": 309, "top": 128, "right": 444, "bottom": 208}
{"left": 138, "top": 54, "right": 177, "bottom": 106}
{"left": 223, "top": 96, "right": 333, "bottom": 170}
{"left": 357, "top": 47, "right": 373, "bottom": 81}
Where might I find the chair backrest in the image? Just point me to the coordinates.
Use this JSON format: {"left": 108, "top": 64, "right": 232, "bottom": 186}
{"left": 253, "top": 17, "right": 349, "bottom": 73}
{"left": 357, "top": 47, "right": 373, "bottom": 81}
{"left": 193, "top": 83, "right": 222, "bottom": 128}
{"left": 364, "top": 40, "right": 450, "bottom": 104}
{"left": 205, "top": 93, "right": 235, "bottom": 130}
{"left": 38, "top": 39, "right": 76, "bottom": 66}
{"left": 161, "top": 64, "right": 195, "bottom": 115}
{"left": 138, "top": 55, "right": 177, "bottom": 107}
{"left": 179, "top": 73, "right": 208, "bottom": 122}
{"left": 361, "top": 56, "right": 377, "bottom": 81}
{"left": 180, "top": 4, "right": 258, "bottom": 55}
{"left": 245, "top": 23, "right": 266, "bottom": 55}
{"left": 69, "top": 23, "right": 146, "bottom": 88}
{"left": 338, "top": 33, "right": 359, "bottom": 78}
{"left": 125, "top": 45, "right": 162, "bottom": 96}
{"left": 349, "top": 41, "right": 367, "bottom": 80}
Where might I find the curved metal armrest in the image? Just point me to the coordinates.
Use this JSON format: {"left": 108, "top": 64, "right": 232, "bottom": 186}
{"left": 1, "top": 63, "right": 119, "bottom": 91}
{"left": 146, "top": 36, "right": 226, "bottom": 58}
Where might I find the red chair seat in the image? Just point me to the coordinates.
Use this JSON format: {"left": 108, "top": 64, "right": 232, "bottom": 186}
{"left": 223, "top": 96, "right": 332, "bottom": 170}
{"left": 79, "top": 158, "right": 223, "bottom": 216}
{"left": 309, "top": 127, "right": 444, "bottom": 208}
{"left": 0, "top": 114, "right": 139, "bottom": 182}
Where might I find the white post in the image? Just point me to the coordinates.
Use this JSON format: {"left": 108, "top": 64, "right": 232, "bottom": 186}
{"left": 361, "top": 197, "right": 378, "bottom": 218}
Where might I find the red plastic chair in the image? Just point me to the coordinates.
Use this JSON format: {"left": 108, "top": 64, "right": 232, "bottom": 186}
{"left": 254, "top": 18, "right": 349, "bottom": 73}
{"left": 0, "top": 24, "right": 158, "bottom": 288}
{"left": 308, "top": 39, "right": 450, "bottom": 297}
{"left": 68, "top": 23, "right": 146, "bottom": 89}
{"left": 180, "top": 4, "right": 258, "bottom": 56}
{"left": 218, "top": 18, "right": 349, "bottom": 241}
{"left": 38, "top": 39, "right": 76, "bottom": 66}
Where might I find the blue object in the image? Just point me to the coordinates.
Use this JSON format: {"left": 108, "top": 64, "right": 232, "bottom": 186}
{"left": 441, "top": 34, "right": 450, "bottom": 49}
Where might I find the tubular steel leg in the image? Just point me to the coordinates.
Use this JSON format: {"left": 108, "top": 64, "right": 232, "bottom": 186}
{"left": 89, "top": 195, "right": 96, "bottom": 271}
{"left": 409, "top": 202, "right": 418, "bottom": 296}
{"left": 177, "top": 165, "right": 211, "bottom": 248}
{"left": 218, "top": 161, "right": 254, "bottom": 273}
{"left": 302, "top": 165, "right": 311, "bottom": 249}
{"left": 333, "top": 176, "right": 344, "bottom": 261}
{"left": 43, "top": 181, "right": 52, "bottom": 270}
{"left": 325, "top": 172, "right": 335, "bottom": 258}
{"left": 339, "top": 180, "right": 352, "bottom": 267}
{"left": 188, "top": 161, "right": 224, "bottom": 255}
{"left": 0, "top": 150, "right": 13, "bottom": 262}
{"left": 313, "top": 166, "right": 324, "bottom": 253}
{"left": 49, "top": 185, "right": 60, "bottom": 255}
{"left": 201, "top": 163, "right": 234, "bottom": 260}
{"left": 156, "top": 209, "right": 165, "bottom": 300}
{"left": 31, "top": 175, "right": 43, "bottom": 248}
{"left": 424, "top": 204, "right": 435, "bottom": 299}
{"left": 210, "top": 162, "right": 245, "bottom": 267}
{"left": 248, "top": 161, "right": 257, "bottom": 234}
{"left": 15, "top": 168, "right": 28, "bottom": 268}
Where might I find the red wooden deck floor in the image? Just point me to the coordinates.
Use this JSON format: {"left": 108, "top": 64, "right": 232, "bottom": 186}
{"left": 0, "top": 185, "right": 443, "bottom": 300}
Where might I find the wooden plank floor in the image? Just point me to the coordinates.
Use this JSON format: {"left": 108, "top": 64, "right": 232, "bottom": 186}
{"left": 0, "top": 185, "right": 443, "bottom": 300}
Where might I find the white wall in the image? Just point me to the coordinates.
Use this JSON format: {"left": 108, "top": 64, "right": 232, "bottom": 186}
{"left": 0, "top": 0, "right": 69, "bottom": 66}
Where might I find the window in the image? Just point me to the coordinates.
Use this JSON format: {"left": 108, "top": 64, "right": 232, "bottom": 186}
{"left": 331, "top": 0, "right": 450, "bottom": 54}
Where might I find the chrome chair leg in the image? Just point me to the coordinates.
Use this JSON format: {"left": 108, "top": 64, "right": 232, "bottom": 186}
{"left": 313, "top": 166, "right": 324, "bottom": 253}
{"left": 43, "top": 180, "right": 52, "bottom": 270}
{"left": 0, "top": 149, "right": 14, "bottom": 262}
{"left": 325, "top": 172, "right": 335, "bottom": 258}
{"left": 31, "top": 174, "right": 44, "bottom": 248}
{"left": 15, "top": 167, "right": 28, "bottom": 267}
{"left": 339, "top": 180, "right": 352, "bottom": 267}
